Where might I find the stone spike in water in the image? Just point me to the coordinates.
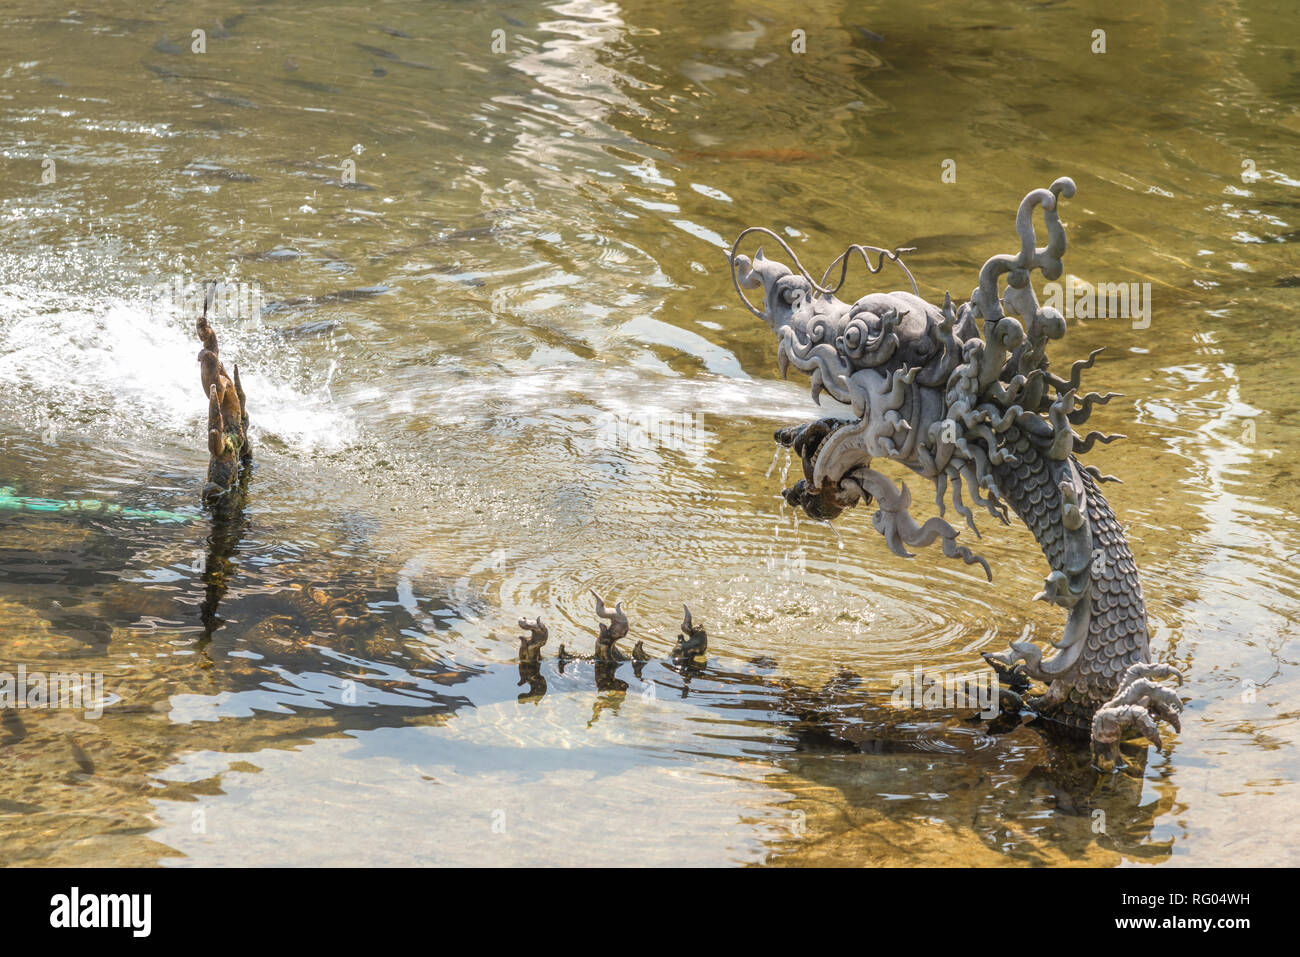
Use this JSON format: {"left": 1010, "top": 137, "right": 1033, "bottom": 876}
{"left": 728, "top": 177, "right": 1184, "bottom": 766}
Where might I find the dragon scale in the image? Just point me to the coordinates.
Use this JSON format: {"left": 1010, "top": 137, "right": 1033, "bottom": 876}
{"left": 991, "top": 429, "right": 1150, "bottom": 729}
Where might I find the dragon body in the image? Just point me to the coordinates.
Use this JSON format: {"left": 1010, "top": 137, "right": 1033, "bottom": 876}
{"left": 730, "top": 179, "right": 1182, "bottom": 765}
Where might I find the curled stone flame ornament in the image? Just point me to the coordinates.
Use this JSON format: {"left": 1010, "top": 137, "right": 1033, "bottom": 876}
{"left": 730, "top": 179, "right": 1184, "bottom": 766}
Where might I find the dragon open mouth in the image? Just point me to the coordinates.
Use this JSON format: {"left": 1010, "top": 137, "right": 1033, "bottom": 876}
{"left": 773, "top": 417, "right": 867, "bottom": 521}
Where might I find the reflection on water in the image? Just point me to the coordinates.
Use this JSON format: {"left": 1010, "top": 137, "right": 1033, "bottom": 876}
{"left": 1, "top": 0, "right": 1298, "bottom": 866}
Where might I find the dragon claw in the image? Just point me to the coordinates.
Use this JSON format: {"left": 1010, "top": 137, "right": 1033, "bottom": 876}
{"left": 981, "top": 651, "right": 1031, "bottom": 694}
{"left": 1118, "top": 661, "right": 1184, "bottom": 687}
{"left": 1091, "top": 662, "right": 1185, "bottom": 768}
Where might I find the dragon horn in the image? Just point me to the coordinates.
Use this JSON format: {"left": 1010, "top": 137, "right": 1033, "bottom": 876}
{"left": 682, "top": 604, "right": 693, "bottom": 633}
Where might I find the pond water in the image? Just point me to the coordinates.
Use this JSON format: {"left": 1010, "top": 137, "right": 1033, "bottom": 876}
{"left": 0, "top": 0, "right": 1297, "bottom": 866}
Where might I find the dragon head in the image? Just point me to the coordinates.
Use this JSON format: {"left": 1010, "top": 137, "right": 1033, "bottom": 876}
{"left": 733, "top": 234, "right": 956, "bottom": 524}
{"left": 729, "top": 178, "right": 1088, "bottom": 586}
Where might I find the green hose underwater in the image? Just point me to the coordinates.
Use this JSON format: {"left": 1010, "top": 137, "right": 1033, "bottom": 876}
{"left": 0, "top": 486, "right": 196, "bottom": 524}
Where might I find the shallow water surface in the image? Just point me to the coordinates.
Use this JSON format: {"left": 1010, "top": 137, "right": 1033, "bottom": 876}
{"left": 0, "top": 0, "right": 1298, "bottom": 866}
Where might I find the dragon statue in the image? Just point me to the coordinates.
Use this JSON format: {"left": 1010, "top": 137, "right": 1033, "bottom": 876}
{"left": 729, "top": 178, "right": 1184, "bottom": 767}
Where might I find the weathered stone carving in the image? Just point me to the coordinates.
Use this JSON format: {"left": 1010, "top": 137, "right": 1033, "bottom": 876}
{"left": 522, "top": 596, "right": 714, "bottom": 675}
{"left": 517, "top": 616, "right": 548, "bottom": 663}
{"left": 196, "top": 283, "right": 251, "bottom": 504}
{"left": 591, "top": 590, "right": 629, "bottom": 662}
{"left": 729, "top": 178, "right": 1183, "bottom": 766}
{"left": 671, "top": 604, "right": 708, "bottom": 665}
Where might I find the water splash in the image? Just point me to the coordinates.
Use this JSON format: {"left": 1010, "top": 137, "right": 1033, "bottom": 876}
{"left": 0, "top": 278, "right": 356, "bottom": 453}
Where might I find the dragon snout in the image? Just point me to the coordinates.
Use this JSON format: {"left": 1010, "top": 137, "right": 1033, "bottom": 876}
{"left": 732, "top": 253, "right": 762, "bottom": 290}
{"left": 773, "top": 424, "right": 801, "bottom": 447}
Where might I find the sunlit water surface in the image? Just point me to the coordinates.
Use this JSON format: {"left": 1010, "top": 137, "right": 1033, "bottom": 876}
{"left": 1, "top": 0, "right": 1297, "bottom": 866}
